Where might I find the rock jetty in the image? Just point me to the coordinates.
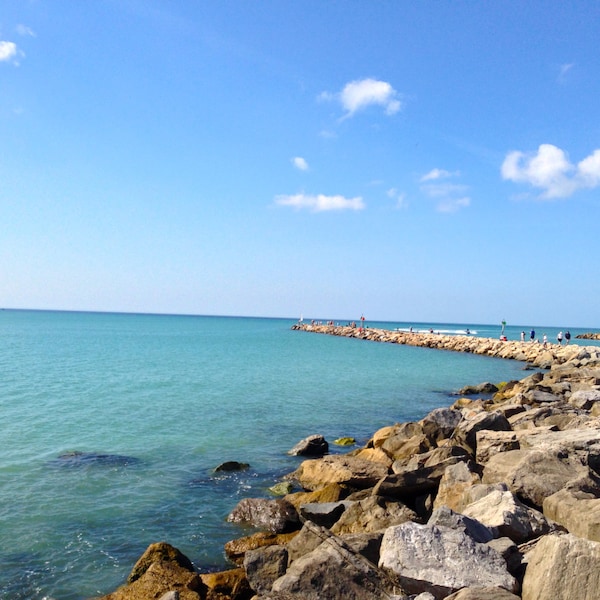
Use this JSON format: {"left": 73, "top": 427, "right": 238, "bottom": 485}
{"left": 291, "top": 322, "right": 589, "bottom": 368}
{"left": 95, "top": 326, "right": 600, "bottom": 600}
{"left": 577, "top": 332, "right": 600, "bottom": 340}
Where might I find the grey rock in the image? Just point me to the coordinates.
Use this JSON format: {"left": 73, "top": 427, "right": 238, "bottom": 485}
{"left": 462, "top": 489, "right": 552, "bottom": 543}
{"left": 420, "top": 408, "right": 463, "bottom": 444}
{"left": 569, "top": 389, "right": 600, "bottom": 410}
{"left": 298, "top": 501, "right": 350, "bottom": 528}
{"left": 227, "top": 497, "right": 300, "bottom": 533}
{"left": 330, "top": 495, "right": 417, "bottom": 535}
{"left": 288, "top": 434, "right": 329, "bottom": 457}
{"left": 427, "top": 506, "right": 497, "bottom": 543}
{"left": 379, "top": 522, "right": 517, "bottom": 597}
{"left": 244, "top": 545, "right": 288, "bottom": 595}
{"left": 272, "top": 530, "right": 402, "bottom": 599}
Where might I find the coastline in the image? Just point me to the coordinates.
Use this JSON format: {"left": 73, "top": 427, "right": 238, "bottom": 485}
{"left": 97, "top": 325, "right": 600, "bottom": 600}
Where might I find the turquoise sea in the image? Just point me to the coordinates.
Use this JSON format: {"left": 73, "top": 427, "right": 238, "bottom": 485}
{"left": 1, "top": 310, "right": 597, "bottom": 600}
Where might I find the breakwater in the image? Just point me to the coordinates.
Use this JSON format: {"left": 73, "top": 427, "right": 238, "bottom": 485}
{"left": 291, "top": 322, "right": 586, "bottom": 369}
{"left": 98, "top": 323, "right": 600, "bottom": 600}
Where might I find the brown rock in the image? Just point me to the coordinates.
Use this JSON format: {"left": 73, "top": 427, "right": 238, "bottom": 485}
{"left": 98, "top": 543, "right": 204, "bottom": 600}
{"left": 200, "top": 568, "right": 252, "bottom": 599}
{"left": 433, "top": 460, "right": 482, "bottom": 512}
{"left": 284, "top": 482, "right": 348, "bottom": 510}
{"left": 288, "top": 454, "right": 389, "bottom": 491}
{"left": 127, "top": 542, "right": 196, "bottom": 584}
{"left": 521, "top": 533, "right": 600, "bottom": 600}
{"left": 224, "top": 531, "right": 298, "bottom": 565}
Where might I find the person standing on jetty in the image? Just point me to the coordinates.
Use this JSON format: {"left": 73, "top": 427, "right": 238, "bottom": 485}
{"left": 521, "top": 331, "right": 526, "bottom": 342}
{"left": 557, "top": 331, "right": 563, "bottom": 345}
{"left": 565, "top": 330, "right": 571, "bottom": 344}
{"left": 543, "top": 334, "right": 548, "bottom": 347}
{"left": 530, "top": 329, "right": 536, "bottom": 342}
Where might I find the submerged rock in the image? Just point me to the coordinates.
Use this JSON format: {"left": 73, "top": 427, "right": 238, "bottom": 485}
{"left": 214, "top": 461, "right": 250, "bottom": 472}
{"left": 50, "top": 451, "right": 140, "bottom": 467}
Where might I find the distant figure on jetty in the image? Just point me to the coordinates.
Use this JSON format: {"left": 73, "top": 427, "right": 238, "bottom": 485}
{"left": 565, "top": 330, "right": 571, "bottom": 344}
{"left": 530, "top": 329, "right": 536, "bottom": 342}
{"left": 557, "top": 331, "right": 563, "bottom": 345}
{"left": 521, "top": 331, "right": 526, "bottom": 342}
{"left": 543, "top": 334, "right": 548, "bottom": 347}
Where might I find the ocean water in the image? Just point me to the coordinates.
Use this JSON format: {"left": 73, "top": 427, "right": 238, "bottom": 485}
{"left": 0, "top": 310, "right": 596, "bottom": 600}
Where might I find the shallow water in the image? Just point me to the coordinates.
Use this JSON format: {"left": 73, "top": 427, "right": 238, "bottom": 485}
{"left": 0, "top": 310, "right": 591, "bottom": 599}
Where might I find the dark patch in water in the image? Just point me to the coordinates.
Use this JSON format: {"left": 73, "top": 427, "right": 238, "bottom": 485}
{"left": 48, "top": 451, "right": 141, "bottom": 468}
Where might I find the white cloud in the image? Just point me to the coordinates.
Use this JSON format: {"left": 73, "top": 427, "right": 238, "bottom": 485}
{"left": 420, "top": 168, "right": 459, "bottom": 182}
{"left": 275, "top": 193, "right": 365, "bottom": 212}
{"left": 322, "top": 78, "right": 401, "bottom": 119}
{"left": 501, "top": 144, "right": 600, "bottom": 199}
{"left": 437, "top": 197, "right": 471, "bottom": 213}
{"left": 0, "top": 41, "right": 18, "bottom": 63}
{"left": 292, "top": 156, "right": 309, "bottom": 171}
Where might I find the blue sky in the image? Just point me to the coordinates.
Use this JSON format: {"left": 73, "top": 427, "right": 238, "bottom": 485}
{"left": 1, "top": 1, "right": 599, "bottom": 327}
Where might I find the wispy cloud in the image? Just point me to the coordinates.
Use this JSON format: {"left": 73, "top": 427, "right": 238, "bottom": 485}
{"left": 501, "top": 144, "right": 600, "bottom": 199}
{"left": 558, "top": 62, "right": 574, "bottom": 84}
{"left": 387, "top": 188, "right": 408, "bottom": 209}
{"left": 419, "top": 167, "right": 470, "bottom": 213}
{"left": 420, "top": 168, "right": 460, "bottom": 182}
{"left": 291, "top": 156, "right": 309, "bottom": 171}
{"left": 16, "top": 24, "right": 36, "bottom": 37}
{"left": 437, "top": 197, "right": 471, "bottom": 213}
{"left": 320, "top": 78, "right": 401, "bottom": 119}
{"left": 275, "top": 193, "right": 365, "bottom": 212}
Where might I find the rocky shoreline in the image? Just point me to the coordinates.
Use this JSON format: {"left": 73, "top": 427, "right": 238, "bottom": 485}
{"left": 96, "top": 326, "right": 600, "bottom": 600}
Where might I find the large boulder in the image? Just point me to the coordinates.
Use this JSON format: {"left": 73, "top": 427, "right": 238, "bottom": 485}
{"left": 271, "top": 529, "right": 401, "bottom": 599}
{"left": 225, "top": 531, "right": 298, "bottom": 565}
{"left": 542, "top": 473, "right": 600, "bottom": 541}
{"left": 379, "top": 422, "right": 425, "bottom": 457}
{"left": 199, "top": 568, "right": 252, "bottom": 599}
{"left": 521, "top": 533, "right": 600, "bottom": 600}
{"left": 482, "top": 448, "right": 585, "bottom": 508}
{"left": 453, "top": 411, "right": 512, "bottom": 454}
{"left": 462, "top": 489, "right": 553, "bottom": 543}
{"left": 98, "top": 542, "right": 204, "bottom": 600}
{"left": 289, "top": 454, "right": 389, "bottom": 491}
{"left": 330, "top": 495, "right": 417, "bottom": 535}
{"left": 375, "top": 453, "right": 470, "bottom": 501}
{"left": 284, "top": 482, "right": 349, "bottom": 510}
{"left": 427, "top": 506, "right": 496, "bottom": 543}
{"left": 243, "top": 545, "right": 288, "bottom": 595}
{"left": 379, "top": 522, "right": 518, "bottom": 598}
{"left": 298, "top": 501, "right": 351, "bottom": 528}
{"left": 433, "top": 461, "right": 482, "bottom": 512}
{"left": 420, "top": 407, "right": 463, "bottom": 444}
{"left": 227, "top": 498, "right": 300, "bottom": 533}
